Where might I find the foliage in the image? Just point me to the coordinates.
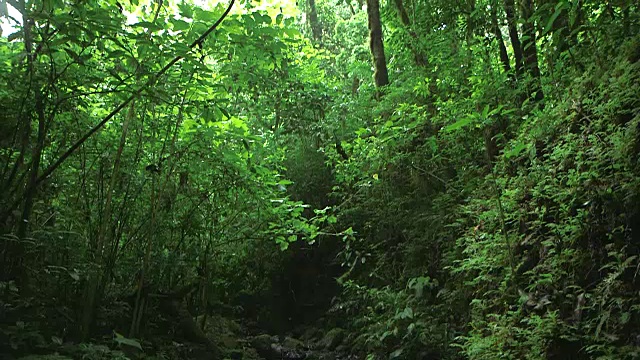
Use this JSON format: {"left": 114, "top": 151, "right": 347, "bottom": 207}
{"left": 1, "top": 0, "right": 639, "bottom": 358}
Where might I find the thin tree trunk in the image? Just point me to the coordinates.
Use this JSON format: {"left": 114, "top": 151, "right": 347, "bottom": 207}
{"left": 394, "top": 0, "right": 427, "bottom": 66}
{"left": 15, "top": 0, "right": 35, "bottom": 241}
{"left": 491, "top": 3, "right": 512, "bottom": 74}
{"left": 520, "top": 0, "right": 543, "bottom": 102}
{"left": 130, "top": 155, "right": 157, "bottom": 337}
{"left": 465, "top": 0, "right": 477, "bottom": 44}
{"left": 366, "top": 0, "right": 389, "bottom": 87}
{"left": 622, "top": 3, "right": 630, "bottom": 36}
{"left": 11, "top": 0, "right": 48, "bottom": 293}
{"left": 351, "top": 76, "right": 360, "bottom": 95}
{"left": 80, "top": 102, "right": 134, "bottom": 340}
{"left": 1, "top": 115, "right": 30, "bottom": 206}
{"left": 503, "top": 0, "right": 524, "bottom": 77}
{"left": 308, "top": 0, "right": 322, "bottom": 42}
{"left": 347, "top": 0, "right": 356, "bottom": 16}
{"left": 394, "top": 0, "right": 410, "bottom": 25}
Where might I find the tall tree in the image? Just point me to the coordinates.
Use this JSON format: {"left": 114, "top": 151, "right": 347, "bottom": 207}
{"left": 308, "top": 0, "right": 322, "bottom": 42}
{"left": 366, "top": 0, "right": 389, "bottom": 87}
{"left": 503, "top": 0, "right": 524, "bottom": 77}
{"left": 393, "top": 0, "right": 427, "bottom": 66}
{"left": 491, "top": 2, "right": 512, "bottom": 74}
{"left": 520, "top": 0, "right": 543, "bottom": 102}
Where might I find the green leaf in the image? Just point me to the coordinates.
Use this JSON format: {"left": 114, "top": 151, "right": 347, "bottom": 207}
{"left": 178, "top": 2, "right": 193, "bottom": 18}
{"left": 389, "top": 348, "right": 403, "bottom": 359}
{"left": 504, "top": 141, "right": 529, "bottom": 159}
{"left": 544, "top": 12, "right": 560, "bottom": 34}
{"left": 106, "top": 50, "right": 126, "bottom": 59}
{"left": 443, "top": 116, "right": 474, "bottom": 132}
{"left": 172, "top": 19, "right": 190, "bottom": 31}
{"left": 400, "top": 306, "right": 413, "bottom": 319}
{"left": 218, "top": 106, "right": 231, "bottom": 119}
{"left": 621, "top": 312, "right": 631, "bottom": 325}
{"left": 114, "top": 332, "right": 143, "bottom": 350}
{"left": 68, "top": 269, "right": 80, "bottom": 281}
{"left": 481, "top": 104, "right": 490, "bottom": 118}
{"left": 283, "top": 28, "right": 300, "bottom": 38}
{"left": 195, "top": 8, "right": 221, "bottom": 22}
{"left": 252, "top": 12, "right": 271, "bottom": 25}
{"left": 131, "top": 21, "right": 163, "bottom": 31}
{"left": 64, "top": 48, "right": 82, "bottom": 63}
{"left": 543, "top": 3, "right": 568, "bottom": 35}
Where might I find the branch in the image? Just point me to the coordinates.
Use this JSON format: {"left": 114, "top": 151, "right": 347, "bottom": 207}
{"left": 35, "top": 0, "right": 235, "bottom": 186}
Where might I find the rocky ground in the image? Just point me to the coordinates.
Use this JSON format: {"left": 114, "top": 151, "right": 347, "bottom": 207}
{"left": 3, "top": 312, "right": 356, "bottom": 360}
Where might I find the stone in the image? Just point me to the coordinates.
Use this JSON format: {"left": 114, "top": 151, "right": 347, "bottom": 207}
{"left": 282, "top": 336, "right": 305, "bottom": 350}
{"left": 301, "top": 327, "right": 322, "bottom": 342}
{"left": 319, "top": 328, "right": 345, "bottom": 350}
{"left": 251, "top": 334, "right": 279, "bottom": 359}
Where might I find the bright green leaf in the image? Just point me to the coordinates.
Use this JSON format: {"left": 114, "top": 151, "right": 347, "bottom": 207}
{"left": 443, "top": 116, "right": 474, "bottom": 132}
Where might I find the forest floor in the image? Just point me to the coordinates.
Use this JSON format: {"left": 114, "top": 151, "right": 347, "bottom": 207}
{"left": 1, "top": 290, "right": 355, "bottom": 360}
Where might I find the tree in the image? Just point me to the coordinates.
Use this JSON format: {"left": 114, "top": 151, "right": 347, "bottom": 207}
{"left": 504, "top": 0, "right": 525, "bottom": 76}
{"left": 308, "top": 0, "right": 323, "bottom": 42}
{"left": 520, "top": 0, "right": 544, "bottom": 102}
{"left": 366, "top": 0, "right": 389, "bottom": 87}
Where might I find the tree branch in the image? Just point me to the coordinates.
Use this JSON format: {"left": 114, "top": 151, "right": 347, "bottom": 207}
{"left": 35, "top": 0, "right": 235, "bottom": 186}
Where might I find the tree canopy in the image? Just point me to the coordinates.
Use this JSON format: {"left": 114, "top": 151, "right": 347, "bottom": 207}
{"left": 1, "top": 0, "right": 639, "bottom": 358}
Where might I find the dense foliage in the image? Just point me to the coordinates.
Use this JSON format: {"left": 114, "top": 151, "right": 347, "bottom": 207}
{"left": 1, "top": 0, "right": 639, "bottom": 358}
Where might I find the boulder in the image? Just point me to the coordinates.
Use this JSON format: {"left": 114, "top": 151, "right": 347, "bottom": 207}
{"left": 301, "top": 327, "right": 322, "bottom": 342}
{"left": 319, "top": 328, "right": 345, "bottom": 350}
{"left": 251, "top": 334, "right": 279, "bottom": 359}
{"left": 282, "top": 336, "right": 305, "bottom": 350}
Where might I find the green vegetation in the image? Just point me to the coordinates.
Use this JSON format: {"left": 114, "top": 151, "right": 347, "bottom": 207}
{"left": 0, "top": 0, "right": 639, "bottom": 358}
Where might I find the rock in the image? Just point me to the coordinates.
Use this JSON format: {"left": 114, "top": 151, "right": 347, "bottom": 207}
{"left": 238, "top": 346, "right": 261, "bottom": 360}
{"left": 282, "top": 336, "right": 305, "bottom": 350}
{"left": 281, "top": 337, "right": 308, "bottom": 360}
{"left": 251, "top": 334, "right": 279, "bottom": 359}
{"left": 417, "top": 350, "right": 442, "bottom": 359}
{"left": 271, "top": 343, "right": 306, "bottom": 360}
{"left": 319, "top": 328, "right": 345, "bottom": 350}
{"left": 251, "top": 334, "right": 310, "bottom": 360}
{"left": 220, "top": 334, "right": 240, "bottom": 348}
{"left": 301, "top": 327, "right": 322, "bottom": 342}
{"left": 229, "top": 349, "right": 243, "bottom": 360}
{"left": 304, "top": 353, "right": 328, "bottom": 360}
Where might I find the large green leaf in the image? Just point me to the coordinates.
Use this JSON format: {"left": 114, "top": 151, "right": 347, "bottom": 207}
{"left": 443, "top": 115, "right": 474, "bottom": 132}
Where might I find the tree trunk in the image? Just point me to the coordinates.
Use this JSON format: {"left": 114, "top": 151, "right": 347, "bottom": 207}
{"left": 503, "top": 0, "right": 524, "bottom": 77}
{"left": 394, "top": 0, "right": 410, "bottom": 25}
{"left": 366, "top": 0, "right": 389, "bottom": 87}
{"left": 394, "top": 0, "right": 427, "bottom": 66}
{"left": 347, "top": 1, "right": 356, "bottom": 16}
{"left": 351, "top": 76, "right": 360, "bottom": 95}
{"left": 80, "top": 103, "right": 134, "bottom": 340}
{"left": 491, "top": 3, "right": 512, "bottom": 74}
{"left": 520, "top": 0, "right": 543, "bottom": 102}
{"left": 130, "top": 167, "right": 157, "bottom": 337}
{"left": 465, "top": 0, "right": 477, "bottom": 44}
{"left": 308, "top": 0, "right": 322, "bottom": 42}
{"left": 12, "top": 0, "right": 47, "bottom": 292}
